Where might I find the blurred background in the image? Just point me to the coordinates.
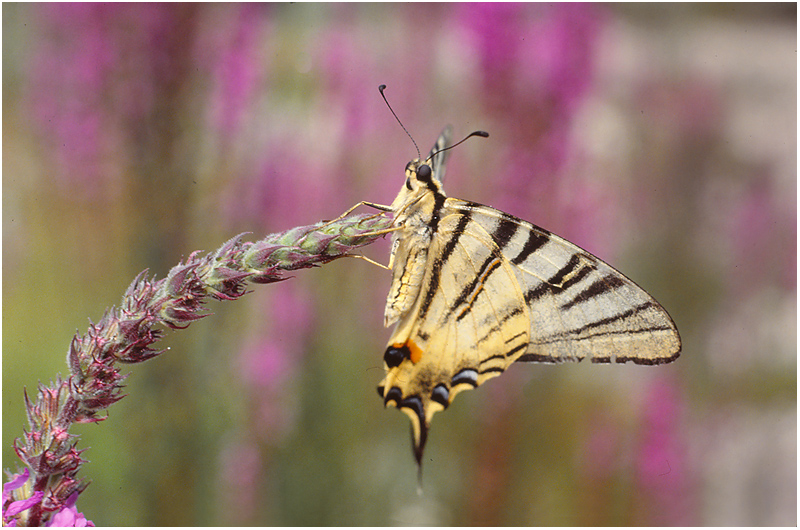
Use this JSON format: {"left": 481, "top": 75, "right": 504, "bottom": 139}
{"left": 2, "top": 3, "right": 795, "bottom": 525}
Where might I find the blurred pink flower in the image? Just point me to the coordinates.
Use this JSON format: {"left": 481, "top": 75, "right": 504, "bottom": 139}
{"left": 634, "top": 378, "right": 695, "bottom": 525}
{"left": 636, "top": 77, "right": 724, "bottom": 140}
{"left": 28, "top": 4, "right": 120, "bottom": 194}
{"left": 196, "top": 4, "right": 269, "bottom": 139}
{"left": 225, "top": 283, "right": 314, "bottom": 518}
{"left": 315, "top": 25, "right": 382, "bottom": 145}
{"left": 236, "top": 283, "right": 314, "bottom": 440}
{"left": 729, "top": 178, "right": 796, "bottom": 294}
{"left": 28, "top": 4, "right": 198, "bottom": 197}
{"left": 240, "top": 341, "right": 293, "bottom": 388}
{"left": 455, "top": 3, "right": 607, "bottom": 251}
{"left": 228, "top": 140, "right": 340, "bottom": 229}
{"left": 457, "top": 3, "right": 601, "bottom": 119}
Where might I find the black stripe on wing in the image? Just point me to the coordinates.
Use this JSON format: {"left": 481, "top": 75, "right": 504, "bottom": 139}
{"left": 419, "top": 210, "right": 472, "bottom": 320}
{"left": 559, "top": 275, "right": 626, "bottom": 311}
{"left": 524, "top": 254, "right": 592, "bottom": 304}
{"left": 490, "top": 216, "right": 519, "bottom": 250}
{"left": 447, "top": 253, "right": 504, "bottom": 322}
{"left": 511, "top": 228, "right": 550, "bottom": 265}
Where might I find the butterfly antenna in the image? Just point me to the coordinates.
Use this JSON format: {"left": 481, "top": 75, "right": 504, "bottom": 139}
{"left": 426, "top": 130, "right": 489, "bottom": 164}
{"left": 379, "top": 84, "right": 421, "bottom": 160}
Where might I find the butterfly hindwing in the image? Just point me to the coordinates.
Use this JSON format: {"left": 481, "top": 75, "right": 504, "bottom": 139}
{"left": 379, "top": 209, "right": 532, "bottom": 462}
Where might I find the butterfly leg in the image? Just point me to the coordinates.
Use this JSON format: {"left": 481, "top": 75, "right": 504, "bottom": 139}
{"left": 323, "top": 200, "right": 393, "bottom": 224}
{"left": 325, "top": 202, "right": 407, "bottom": 238}
{"left": 343, "top": 254, "right": 391, "bottom": 270}
{"left": 359, "top": 201, "right": 394, "bottom": 213}
{"left": 316, "top": 201, "right": 397, "bottom": 234}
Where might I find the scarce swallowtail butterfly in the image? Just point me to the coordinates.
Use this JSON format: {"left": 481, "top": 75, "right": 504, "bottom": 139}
{"left": 370, "top": 87, "right": 681, "bottom": 478}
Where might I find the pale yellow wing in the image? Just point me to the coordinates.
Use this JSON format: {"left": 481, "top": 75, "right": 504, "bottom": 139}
{"left": 378, "top": 209, "right": 532, "bottom": 465}
{"left": 450, "top": 200, "right": 681, "bottom": 365}
{"left": 378, "top": 200, "right": 681, "bottom": 467}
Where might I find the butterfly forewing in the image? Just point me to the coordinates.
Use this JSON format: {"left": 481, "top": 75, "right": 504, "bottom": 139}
{"left": 378, "top": 127, "right": 681, "bottom": 471}
{"left": 451, "top": 201, "right": 681, "bottom": 365}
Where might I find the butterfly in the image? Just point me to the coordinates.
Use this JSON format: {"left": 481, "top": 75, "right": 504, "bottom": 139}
{"left": 373, "top": 125, "right": 681, "bottom": 475}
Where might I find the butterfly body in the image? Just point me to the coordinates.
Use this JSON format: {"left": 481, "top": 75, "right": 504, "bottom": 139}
{"left": 377, "top": 127, "right": 681, "bottom": 469}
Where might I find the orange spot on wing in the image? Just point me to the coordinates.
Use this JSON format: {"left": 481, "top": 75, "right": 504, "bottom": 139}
{"left": 407, "top": 340, "right": 423, "bottom": 364}
{"left": 391, "top": 340, "right": 424, "bottom": 364}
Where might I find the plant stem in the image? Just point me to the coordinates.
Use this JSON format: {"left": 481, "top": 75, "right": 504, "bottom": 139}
{"left": 4, "top": 210, "right": 394, "bottom": 527}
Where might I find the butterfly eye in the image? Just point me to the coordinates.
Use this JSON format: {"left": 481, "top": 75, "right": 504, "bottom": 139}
{"left": 416, "top": 164, "right": 432, "bottom": 182}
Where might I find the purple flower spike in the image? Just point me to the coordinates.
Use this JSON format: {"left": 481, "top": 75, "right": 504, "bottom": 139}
{"left": 6, "top": 209, "right": 393, "bottom": 526}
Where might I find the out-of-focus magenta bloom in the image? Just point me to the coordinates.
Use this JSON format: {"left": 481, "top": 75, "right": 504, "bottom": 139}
{"left": 45, "top": 492, "right": 93, "bottom": 527}
{"left": 316, "top": 27, "right": 381, "bottom": 146}
{"left": 315, "top": 4, "right": 440, "bottom": 148}
{"left": 224, "top": 276, "right": 316, "bottom": 521}
{"left": 454, "top": 3, "right": 607, "bottom": 252}
{"left": 197, "top": 4, "right": 268, "bottom": 139}
{"left": 237, "top": 284, "right": 313, "bottom": 440}
{"left": 240, "top": 341, "right": 293, "bottom": 388}
{"left": 229, "top": 141, "right": 339, "bottom": 229}
{"left": 456, "top": 3, "right": 601, "bottom": 118}
{"left": 28, "top": 4, "right": 120, "bottom": 194}
{"left": 729, "top": 179, "right": 796, "bottom": 293}
{"left": 634, "top": 378, "right": 695, "bottom": 525}
{"left": 28, "top": 4, "right": 199, "bottom": 197}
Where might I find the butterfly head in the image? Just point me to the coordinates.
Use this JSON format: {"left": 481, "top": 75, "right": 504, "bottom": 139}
{"left": 389, "top": 158, "right": 444, "bottom": 216}
{"left": 405, "top": 128, "right": 488, "bottom": 190}
{"left": 405, "top": 159, "right": 439, "bottom": 190}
